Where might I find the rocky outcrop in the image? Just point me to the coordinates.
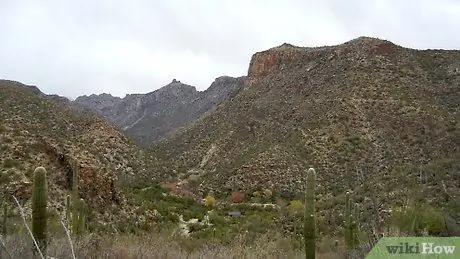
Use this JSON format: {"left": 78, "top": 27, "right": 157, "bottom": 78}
{"left": 73, "top": 93, "right": 123, "bottom": 117}
{"left": 246, "top": 37, "right": 404, "bottom": 85}
{"left": 248, "top": 43, "right": 305, "bottom": 78}
{"left": 42, "top": 137, "right": 122, "bottom": 208}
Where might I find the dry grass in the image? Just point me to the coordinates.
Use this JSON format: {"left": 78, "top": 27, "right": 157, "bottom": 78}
{"left": 0, "top": 231, "right": 376, "bottom": 259}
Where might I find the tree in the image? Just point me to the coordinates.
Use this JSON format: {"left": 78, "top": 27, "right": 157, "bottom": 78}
{"left": 231, "top": 191, "right": 245, "bottom": 203}
{"left": 204, "top": 195, "right": 217, "bottom": 207}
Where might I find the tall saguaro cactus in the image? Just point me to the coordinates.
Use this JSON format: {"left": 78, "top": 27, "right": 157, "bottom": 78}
{"left": 73, "top": 198, "right": 86, "bottom": 236}
{"left": 32, "top": 167, "right": 48, "bottom": 255}
{"left": 66, "top": 195, "right": 71, "bottom": 223}
{"left": 2, "top": 202, "right": 7, "bottom": 235}
{"left": 344, "top": 191, "right": 359, "bottom": 249}
{"left": 68, "top": 162, "right": 86, "bottom": 236}
{"left": 304, "top": 168, "right": 316, "bottom": 259}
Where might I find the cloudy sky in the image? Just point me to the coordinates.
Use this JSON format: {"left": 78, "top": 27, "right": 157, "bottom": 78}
{"left": 1, "top": 0, "right": 459, "bottom": 98}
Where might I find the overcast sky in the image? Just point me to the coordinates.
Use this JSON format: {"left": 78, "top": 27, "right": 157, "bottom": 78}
{"left": 1, "top": 0, "right": 459, "bottom": 98}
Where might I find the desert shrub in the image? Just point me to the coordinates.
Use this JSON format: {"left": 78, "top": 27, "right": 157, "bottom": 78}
{"left": 250, "top": 191, "right": 262, "bottom": 203}
{"left": 231, "top": 192, "right": 245, "bottom": 203}
{"left": 1, "top": 135, "right": 13, "bottom": 144}
{"left": 3, "top": 158, "right": 19, "bottom": 169}
{"left": 276, "top": 189, "right": 297, "bottom": 201}
{"left": 391, "top": 199, "right": 446, "bottom": 235}
{"left": 204, "top": 195, "right": 216, "bottom": 207}
{"left": 275, "top": 198, "right": 287, "bottom": 208}
{"left": 188, "top": 223, "right": 207, "bottom": 233}
{"left": 209, "top": 211, "right": 226, "bottom": 226}
{"left": 263, "top": 188, "right": 273, "bottom": 198}
{"left": 287, "top": 200, "right": 304, "bottom": 214}
{"left": 242, "top": 214, "right": 272, "bottom": 234}
{"left": 0, "top": 170, "right": 11, "bottom": 185}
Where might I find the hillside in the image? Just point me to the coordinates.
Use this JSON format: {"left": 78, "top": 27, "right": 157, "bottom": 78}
{"left": 150, "top": 37, "right": 460, "bottom": 233}
{"left": 2, "top": 36, "right": 460, "bottom": 257}
{"left": 0, "top": 80, "right": 155, "bottom": 229}
{"left": 75, "top": 76, "right": 245, "bottom": 146}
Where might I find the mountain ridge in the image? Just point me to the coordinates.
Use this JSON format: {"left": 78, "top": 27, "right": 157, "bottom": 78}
{"left": 75, "top": 76, "right": 246, "bottom": 146}
{"left": 148, "top": 37, "right": 460, "bottom": 234}
{"left": 2, "top": 36, "right": 459, "bottom": 237}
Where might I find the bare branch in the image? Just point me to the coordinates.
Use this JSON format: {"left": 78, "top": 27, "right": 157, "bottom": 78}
{"left": 0, "top": 234, "right": 13, "bottom": 259}
{"left": 54, "top": 210, "right": 76, "bottom": 259}
{"left": 11, "top": 195, "right": 45, "bottom": 259}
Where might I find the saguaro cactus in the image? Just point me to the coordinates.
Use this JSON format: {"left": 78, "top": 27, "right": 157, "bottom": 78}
{"left": 304, "top": 168, "right": 316, "bottom": 259}
{"left": 344, "top": 191, "right": 359, "bottom": 249}
{"left": 2, "top": 202, "right": 7, "bottom": 235}
{"left": 66, "top": 195, "right": 71, "bottom": 223}
{"left": 372, "top": 196, "right": 380, "bottom": 236}
{"left": 68, "top": 163, "right": 86, "bottom": 236}
{"left": 32, "top": 167, "right": 48, "bottom": 255}
{"left": 73, "top": 198, "right": 86, "bottom": 236}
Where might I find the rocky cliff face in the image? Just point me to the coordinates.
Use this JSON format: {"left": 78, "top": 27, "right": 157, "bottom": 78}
{"left": 73, "top": 93, "right": 123, "bottom": 117}
{"left": 75, "top": 77, "right": 245, "bottom": 146}
{"left": 247, "top": 37, "right": 408, "bottom": 84}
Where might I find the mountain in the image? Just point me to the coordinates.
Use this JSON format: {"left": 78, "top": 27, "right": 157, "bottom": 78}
{"left": 75, "top": 76, "right": 245, "bottom": 146}
{"left": 0, "top": 79, "right": 154, "bottom": 229}
{"left": 149, "top": 37, "right": 460, "bottom": 230}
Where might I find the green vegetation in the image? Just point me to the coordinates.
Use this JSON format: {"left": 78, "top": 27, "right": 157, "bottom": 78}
{"left": 304, "top": 168, "right": 316, "bottom": 259}
{"left": 1, "top": 38, "right": 459, "bottom": 258}
{"left": 2, "top": 202, "right": 7, "bottom": 235}
{"left": 32, "top": 167, "right": 48, "bottom": 255}
{"left": 68, "top": 162, "right": 86, "bottom": 236}
{"left": 204, "top": 195, "right": 216, "bottom": 207}
{"left": 391, "top": 199, "right": 446, "bottom": 236}
{"left": 344, "top": 191, "right": 359, "bottom": 249}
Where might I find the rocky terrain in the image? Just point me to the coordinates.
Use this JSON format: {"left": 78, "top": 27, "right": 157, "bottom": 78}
{"left": 75, "top": 76, "right": 245, "bottom": 146}
{"left": 1, "top": 37, "right": 459, "bottom": 254}
{"left": 150, "top": 37, "right": 460, "bottom": 231}
{"left": 0, "top": 80, "right": 156, "bottom": 229}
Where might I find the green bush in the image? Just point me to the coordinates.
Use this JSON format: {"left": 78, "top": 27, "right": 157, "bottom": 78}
{"left": 287, "top": 200, "right": 304, "bottom": 214}
{"left": 209, "top": 211, "right": 227, "bottom": 226}
{"left": 3, "top": 158, "right": 19, "bottom": 169}
{"left": 391, "top": 199, "right": 446, "bottom": 235}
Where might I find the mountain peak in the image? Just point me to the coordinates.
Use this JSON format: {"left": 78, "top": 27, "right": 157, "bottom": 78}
{"left": 161, "top": 79, "right": 197, "bottom": 93}
{"left": 0, "top": 79, "right": 43, "bottom": 95}
{"left": 275, "top": 43, "right": 299, "bottom": 49}
{"left": 247, "top": 36, "right": 403, "bottom": 79}
{"left": 345, "top": 36, "right": 394, "bottom": 45}
{"left": 76, "top": 77, "right": 243, "bottom": 146}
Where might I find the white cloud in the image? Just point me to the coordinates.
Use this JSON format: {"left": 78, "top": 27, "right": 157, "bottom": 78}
{"left": 0, "top": 0, "right": 459, "bottom": 98}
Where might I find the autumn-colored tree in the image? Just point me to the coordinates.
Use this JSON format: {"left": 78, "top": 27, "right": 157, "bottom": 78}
{"left": 231, "top": 191, "right": 245, "bottom": 203}
{"left": 204, "top": 195, "right": 217, "bottom": 207}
